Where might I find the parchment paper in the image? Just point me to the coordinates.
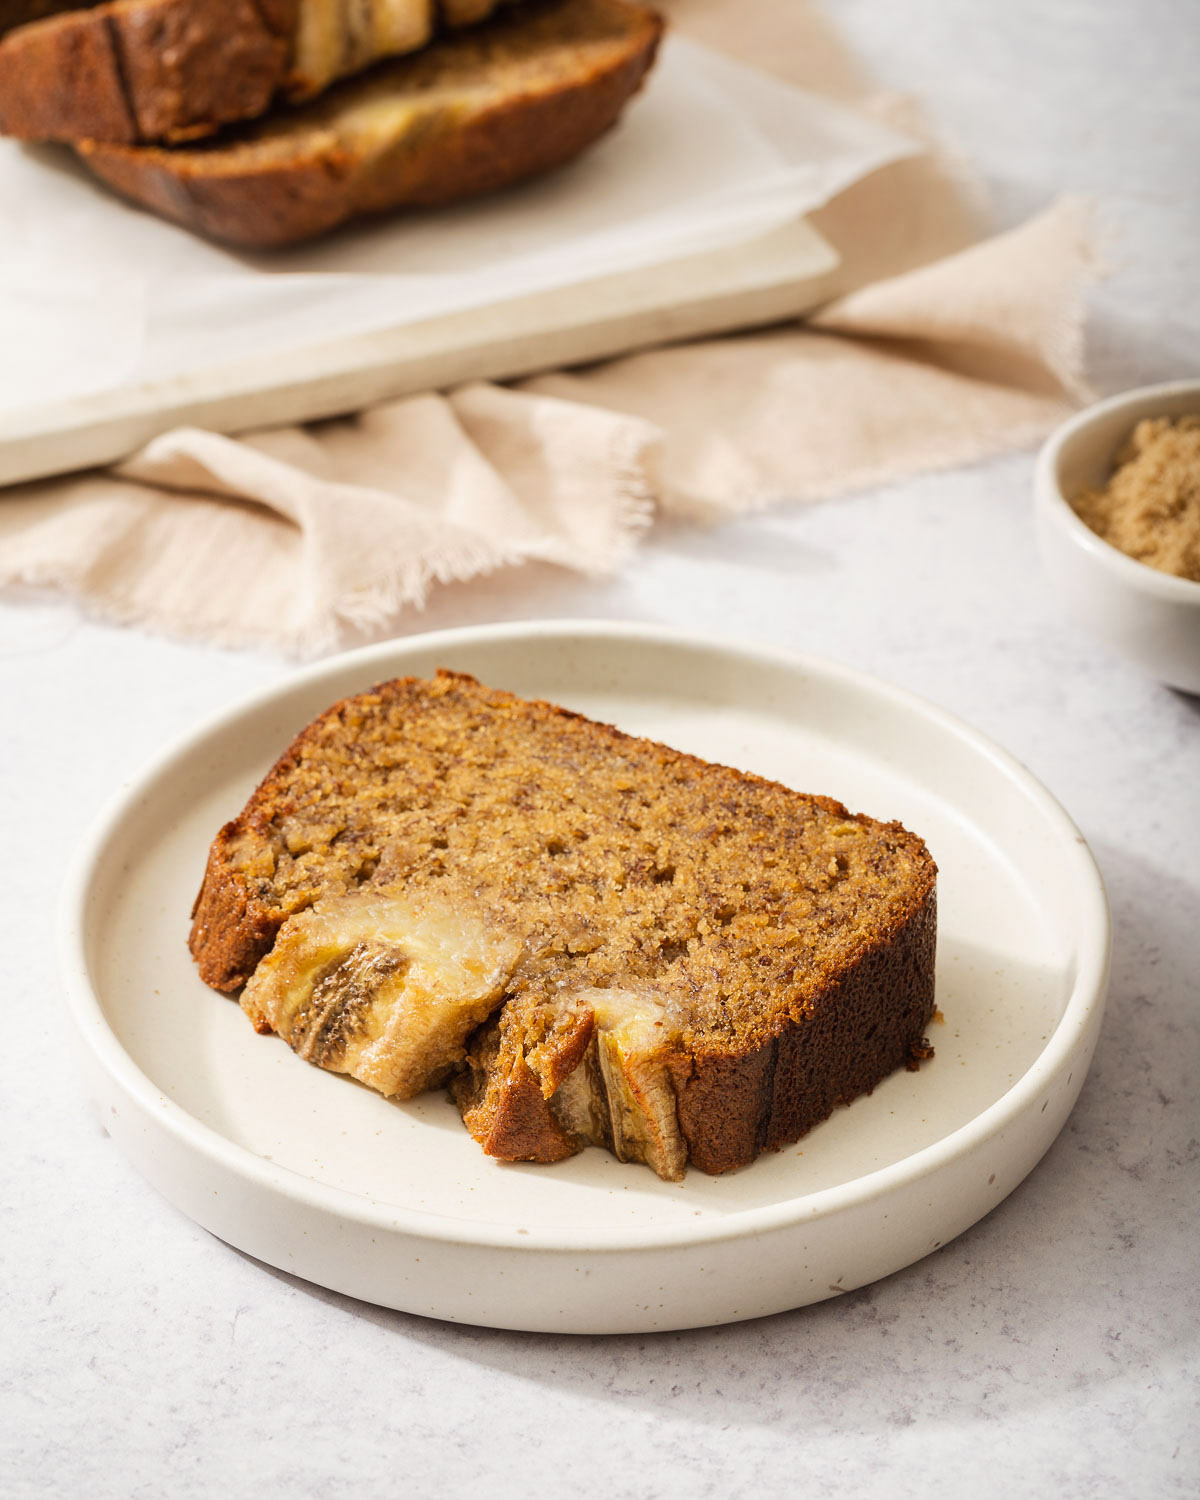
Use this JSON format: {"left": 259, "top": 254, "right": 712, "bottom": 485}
{"left": 0, "top": 37, "right": 916, "bottom": 414}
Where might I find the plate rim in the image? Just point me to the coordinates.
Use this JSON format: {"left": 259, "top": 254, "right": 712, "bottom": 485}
{"left": 59, "top": 619, "right": 1112, "bottom": 1255}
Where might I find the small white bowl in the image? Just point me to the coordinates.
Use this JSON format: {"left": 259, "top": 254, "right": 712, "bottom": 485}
{"left": 1034, "top": 379, "right": 1200, "bottom": 694}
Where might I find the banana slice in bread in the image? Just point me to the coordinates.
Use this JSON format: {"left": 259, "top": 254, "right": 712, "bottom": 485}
{"left": 241, "top": 887, "right": 522, "bottom": 1097}
{"left": 291, "top": 1, "right": 435, "bottom": 100}
{"left": 191, "top": 669, "right": 937, "bottom": 1180}
{"left": 455, "top": 985, "right": 687, "bottom": 1178}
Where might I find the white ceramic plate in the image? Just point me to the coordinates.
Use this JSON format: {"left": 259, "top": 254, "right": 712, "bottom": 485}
{"left": 60, "top": 622, "right": 1110, "bottom": 1333}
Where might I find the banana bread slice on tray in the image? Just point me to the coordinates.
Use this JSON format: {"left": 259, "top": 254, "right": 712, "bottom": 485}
{"left": 0, "top": 0, "right": 533, "bottom": 144}
{"left": 73, "top": 0, "right": 662, "bottom": 246}
{"left": 191, "top": 669, "right": 937, "bottom": 1181}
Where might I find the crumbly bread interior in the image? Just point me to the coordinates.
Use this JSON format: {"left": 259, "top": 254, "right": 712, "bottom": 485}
{"left": 195, "top": 671, "right": 934, "bottom": 1048}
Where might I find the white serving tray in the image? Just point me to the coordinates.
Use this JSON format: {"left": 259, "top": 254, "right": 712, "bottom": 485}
{"left": 60, "top": 621, "right": 1111, "bottom": 1334}
{"left": 0, "top": 218, "right": 837, "bottom": 488}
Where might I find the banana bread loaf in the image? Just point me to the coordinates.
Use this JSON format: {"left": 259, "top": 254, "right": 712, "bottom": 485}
{"left": 74, "top": 0, "right": 662, "bottom": 246}
{"left": 192, "top": 669, "right": 937, "bottom": 1180}
{"left": 0, "top": 0, "right": 531, "bottom": 144}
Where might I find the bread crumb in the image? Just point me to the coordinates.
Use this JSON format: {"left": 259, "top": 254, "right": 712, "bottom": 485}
{"left": 1071, "top": 414, "right": 1200, "bottom": 581}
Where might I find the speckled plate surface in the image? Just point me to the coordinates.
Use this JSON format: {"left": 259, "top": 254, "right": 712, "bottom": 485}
{"left": 59, "top": 622, "right": 1110, "bottom": 1333}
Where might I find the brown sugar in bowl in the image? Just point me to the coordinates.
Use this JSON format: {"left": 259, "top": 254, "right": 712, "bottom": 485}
{"left": 1035, "top": 379, "right": 1200, "bottom": 693}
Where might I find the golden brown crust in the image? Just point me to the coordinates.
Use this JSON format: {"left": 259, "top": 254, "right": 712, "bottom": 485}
{"left": 0, "top": 0, "right": 294, "bottom": 143}
{"left": 452, "top": 1026, "right": 581, "bottom": 1163}
{"left": 76, "top": 0, "right": 663, "bottom": 246}
{"left": 189, "top": 829, "right": 291, "bottom": 992}
{"left": 0, "top": 8, "right": 136, "bottom": 140}
{"left": 672, "top": 890, "right": 937, "bottom": 1173}
{"left": 451, "top": 1001, "right": 597, "bottom": 1162}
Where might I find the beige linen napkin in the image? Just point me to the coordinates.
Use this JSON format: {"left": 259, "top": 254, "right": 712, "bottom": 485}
{"left": 530, "top": 197, "right": 1094, "bottom": 517}
{"left": 0, "top": 387, "right": 658, "bottom": 653}
{"left": 0, "top": 0, "right": 1096, "bottom": 654}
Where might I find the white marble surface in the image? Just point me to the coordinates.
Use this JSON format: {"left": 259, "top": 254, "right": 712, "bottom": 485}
{"left": 3, "top": 1, "right": 1198, "bottom": 1495}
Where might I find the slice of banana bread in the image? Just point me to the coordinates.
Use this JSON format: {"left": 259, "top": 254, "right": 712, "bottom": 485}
{"left": 74, "top": 0, "right": 662, "bottom": 246}
{"left": 191, "top": 669, "right": 937, "bottom": 1180}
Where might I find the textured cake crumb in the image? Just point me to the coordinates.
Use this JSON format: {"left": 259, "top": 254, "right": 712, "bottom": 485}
{"left": 190, "top": 670, "right": 939, "bottom": 1178}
